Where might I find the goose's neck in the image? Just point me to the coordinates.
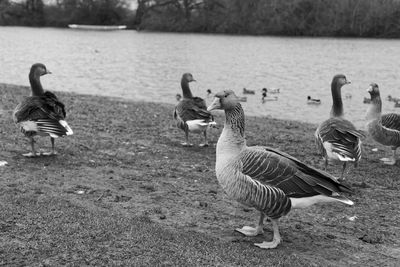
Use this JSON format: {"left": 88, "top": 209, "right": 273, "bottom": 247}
{"left": 366, "top": 95, "right": 382, "bottom": 121}
{"left": 29, "top": 72, "right": 44, "bottom": 96}
{"left": 181, "top": 80, "right": 193, "bottom": 98}
{"left": 330, "top": 81, "right": 343, "bottom": 117}
{"left": 217, "top": 104, "right": 246, "bottom": 160}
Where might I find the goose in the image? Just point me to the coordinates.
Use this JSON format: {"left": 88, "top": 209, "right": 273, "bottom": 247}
{"left": 13, "top": 63, "right": 73, "bottom": 157}
{"left": 207, "top": 90, "right": 353, "bottom": 249}
{"left": 243, "top": 88, "right": 255, "bottom": 95}
{"left": 176, "top": 93, "right": 182, "bottom": 102}
{"left": 173, "top": 73, "right": 215, "bottom": 147}
{"left": 366, "top": 83, "right": 400, "bottom": 165}
{"left": 394, "top": 101, "right": 400, "bottom": 108}
{"left": 315, "top": 74, "right": 363, "bottom": 180}
{"left": 307, "top": 96, "right": 321, "bottom": 105}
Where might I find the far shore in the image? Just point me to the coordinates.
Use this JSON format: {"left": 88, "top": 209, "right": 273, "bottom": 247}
{"left": 0, "top": 83, "right": 399, "bottom": 266}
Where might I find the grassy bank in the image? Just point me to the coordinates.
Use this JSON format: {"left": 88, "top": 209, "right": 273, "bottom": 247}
{"left": 0, "top": 83, "right": 399, "bottom": 266}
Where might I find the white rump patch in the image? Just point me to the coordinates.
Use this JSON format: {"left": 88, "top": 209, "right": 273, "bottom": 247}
{"left": 323, "top": 141, "right": 355, "bottom": 162}
{"left": 187, "top": 119, "right": 215, "bottom": 133}
{"left": 20, "top": 121, "right": 38, "bottom": 132}
{"left": 290, "top": 195, "right": 354, "bottom": 209}
{"left": 59, "top": 120, "right": 73, "bottom": 135}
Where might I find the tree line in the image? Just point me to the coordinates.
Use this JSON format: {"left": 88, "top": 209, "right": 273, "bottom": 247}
{"left": 1, "top": 0, "right": 400, "bottom": 38}
{"left": 0, "top": 0, "right": 134, "bottom": 27}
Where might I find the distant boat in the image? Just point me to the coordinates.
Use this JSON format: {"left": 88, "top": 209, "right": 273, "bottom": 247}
{"left": 68, "top": 24, "right": 127, "bottom": 31}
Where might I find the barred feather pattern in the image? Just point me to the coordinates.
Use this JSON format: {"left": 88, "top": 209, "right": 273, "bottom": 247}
{"left": 315, "top": 117, "right": 363, "bottom": 164}
{"left": 226, "top": 104, "right": 245, "bottom": 137}
{"left": 218, "top": 163, "right": 291, "bottom": 219}
{"left": 367, "top": 114, "right": 400, "bottom": 148}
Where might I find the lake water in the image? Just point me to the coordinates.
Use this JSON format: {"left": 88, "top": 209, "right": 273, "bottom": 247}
{"left": 0, "top": 26, "right": 399, "bottom": 128}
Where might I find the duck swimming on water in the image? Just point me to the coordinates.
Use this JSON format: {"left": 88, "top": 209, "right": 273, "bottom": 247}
{"left": 307, "top": 96, "right": 321, "bottom": 105}
{"left": 243, "top": 88, "right": 255, "bottom": 95}
{"left": 13, "top": 63, "right": 73, "bottom": 157}
{"left": 207, "top": 90, "right": 353, "bottom": 249}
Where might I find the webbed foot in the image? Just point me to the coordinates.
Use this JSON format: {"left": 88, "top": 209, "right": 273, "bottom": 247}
{"left": 235, "top": 226, "right": 264, "bottom": 237}
{"left": 42, "top": 151, "right": 58, "bottom": 156}
{"left": 254, "top": 238, "right": 281, "bottom": 249}
{"left": 22, "top": 152, "right": 40, "bottom": 157}
{"left": 380, "top": 157, "right": 396, "bottom": 165}
{"left": 181, "top": 142, "right": 193, "bottom": 147}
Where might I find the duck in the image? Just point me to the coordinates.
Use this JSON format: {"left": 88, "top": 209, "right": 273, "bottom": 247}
{"left": 175, "top": 93, "right": 182, "bottom": 102}
{"left": 207, "top": 90, "right": 353, "bottom": 249}
{"left": 173, "top": 73, "right": 216, "bottom": 147}
{"left": 243, "top": 88, "right": 255, "bottom": 95}
{"left": 307, "top": 96, "right": 321, "bottom": 105}
{"left": 363, "top": 97, "right": 371, "bottom": 104}
{"left": 345, "top": 93, "right": 352, "bottom": 99}
{"left": 315, "top": 74, "right": 364, "bottom": 180}
{"left": 13, "top": 63, "right": 73, "bottom": 157}
{"left": 394, "top": 101, "right": 400, "bottom": 108}
{"left": 261, "top": 88, "right": 278, "bottom": 103}
{"left": 366, "top": 83, "right": 400, "bottom": 165}
{"left": 263, "top": 87, "right": 280, "bottom": 94}
{"left": 387, "top": 95, "right": 400, "bottom": 102}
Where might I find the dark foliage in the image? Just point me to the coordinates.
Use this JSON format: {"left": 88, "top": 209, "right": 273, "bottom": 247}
{"left": 1, "top": 0, "right": 400, "bottom": 37}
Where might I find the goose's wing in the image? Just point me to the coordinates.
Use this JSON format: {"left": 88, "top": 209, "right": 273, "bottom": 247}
{"left": 175, "top": 98, "right": 212, "bottom": 122}
{"left": 239, "top": 146, "right": 352, "bottom": 198}
{"left": 192, "top": 97, "right": 207, "bottom": 110}
{"left": 14, "top": 93, "right": 65, "bottom": 123}
{"left": 381, "top": 113, "right": 400, "bottom": 131}
{"left": 14, "top": 92, "right": 71, "bottom": 137}
{"left": 315, "top": 118, "right": 364, "bottom": 161}
{"left": 371, "top": 113, "right": 400, "bottom": 146}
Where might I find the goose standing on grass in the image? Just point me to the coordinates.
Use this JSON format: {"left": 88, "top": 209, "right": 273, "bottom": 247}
{"left": 207, "top": 90, "right": 353, "bottom": 249}
{"left": 13, "top": 63, "right": 73, "bottom": 157}
{"left": 366, "top": 83, "right": 400, "bottom": 165}
{"left": 315, "top": 74, "right": 363, "bottom": 180}
{"left": 173, "top": 73, "right": 215, "bottom": 147}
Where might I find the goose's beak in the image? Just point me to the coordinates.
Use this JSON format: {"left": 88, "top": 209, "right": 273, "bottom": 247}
{"left": 207, "top": 97, "right": 221, "bottom": 111}
{"left": 346, "top": 80, "right": 351, "bottom": 84}
{"left": 45, "top": 70, "right": 52, "bottom": 75}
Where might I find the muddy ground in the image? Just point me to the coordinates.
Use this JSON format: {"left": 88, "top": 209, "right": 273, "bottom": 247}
{"left": 0, "top": 83, "right": 399, "bottom": 266}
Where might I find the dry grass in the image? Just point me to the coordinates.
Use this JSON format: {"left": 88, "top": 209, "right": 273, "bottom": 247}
{"left": 0, "top": 83, "right": 399, "bottom": 266}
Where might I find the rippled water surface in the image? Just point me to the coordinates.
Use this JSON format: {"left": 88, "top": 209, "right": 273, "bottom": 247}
{"left": 1, "top": 26, "right": 399, "bottom": 128}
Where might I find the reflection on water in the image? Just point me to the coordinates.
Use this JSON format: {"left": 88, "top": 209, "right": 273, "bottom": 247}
{"left": 0, "top": 26, "right": 399, "bottom": 128}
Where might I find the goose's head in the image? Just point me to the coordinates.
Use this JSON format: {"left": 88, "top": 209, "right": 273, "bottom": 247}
{"left": 207, "top": 90, "right": 239, "bottom": 111}
{"left": 30, "top": 63, "right": 51, "bottom": 77}
{"left": 332, "top": 74, "right": 351, "bottom": 88}
{"left": 182, "top": 73, "right": 196, "bottom": 83}
{"left": 367, "top": 83, "right": 380, "bottom": 99}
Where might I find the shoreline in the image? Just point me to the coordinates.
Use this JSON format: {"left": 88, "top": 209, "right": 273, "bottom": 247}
{"left": 1, "top": 83, "right": 399, "bottom": 266}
